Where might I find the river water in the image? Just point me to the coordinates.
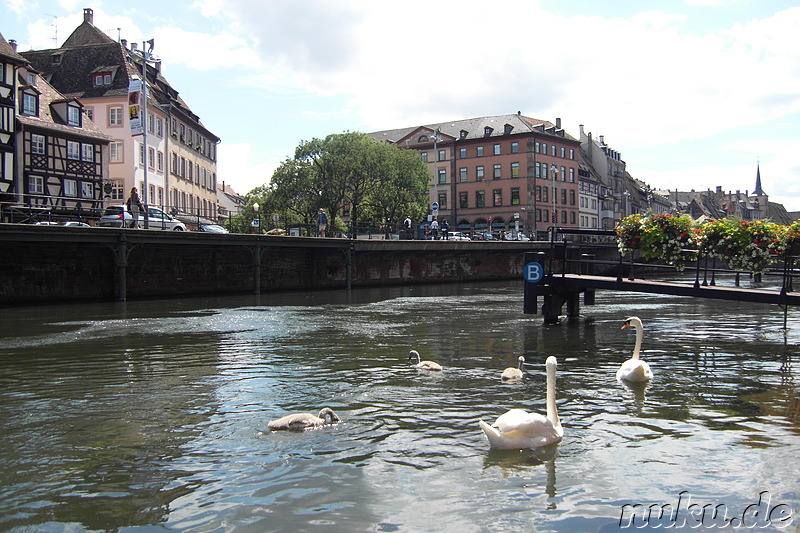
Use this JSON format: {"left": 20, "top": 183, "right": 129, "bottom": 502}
{"left": 0, "top": 280, "right": 798, "bottom": 532}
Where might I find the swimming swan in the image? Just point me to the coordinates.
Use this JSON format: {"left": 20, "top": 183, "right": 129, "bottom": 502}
{"left": 267, "top": 407, "right": 341, "bottom": 431}
{"left": 408, "top": 349, "right": 443, "bottom": 371}
{"left": 501, "top": 356, "right": 525, "bottom": 381}
{"left": 479, "top": 356, "right": 563, "bottom": 449}
{"left": 616, "top": 316, "right": 653, "bottom": 382}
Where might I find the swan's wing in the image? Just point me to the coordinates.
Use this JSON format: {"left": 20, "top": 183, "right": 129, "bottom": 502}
{"left": 492, "top": 409, "right": 551, "bottom": 434}
{"left": 617, "top": 359, "right": 653, "bottom": 382}
{"left": 268, "top": 413, "right": 321, "bottom": 431}
{"left": 481, "top": 410, "right": 562, "bottom": 449}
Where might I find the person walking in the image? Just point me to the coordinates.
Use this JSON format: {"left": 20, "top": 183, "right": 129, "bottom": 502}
{"left": 126, "top": 187, "right": 144, "bottom": 229}
{"left": 318, "top": 208, "right": 328, "bottom": 237}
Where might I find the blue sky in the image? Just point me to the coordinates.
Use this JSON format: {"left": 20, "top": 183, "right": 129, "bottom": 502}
{"left": 3, "top": 0, "right": 800, "bottom": 211}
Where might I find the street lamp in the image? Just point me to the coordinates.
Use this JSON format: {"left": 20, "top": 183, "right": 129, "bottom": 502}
{"left": 550, "top": 163, "right": 558, "bottom": 241}
{"left": 253, "top": 202, "right": 260, "bottom": 234}
{"left": 622, "top": 190, "right": 630, "bottom": 219}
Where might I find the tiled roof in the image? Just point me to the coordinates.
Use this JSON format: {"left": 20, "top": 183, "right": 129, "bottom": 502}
{"left": 369, "top": 113, "right": 577, "bottom": 144}
{"left": 18, "top": 75, "right": 111, "bottom": 142}
{"left": 0, "top": 32, "right": 28, "bottom": 65}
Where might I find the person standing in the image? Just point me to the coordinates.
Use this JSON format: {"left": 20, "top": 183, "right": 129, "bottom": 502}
{"left": 126, "top": 187, "right": 144, "bottom": 229}
{"left": 403, "top": 216, "right": 412, "bottom": 239}
{"left": 441, "top": 219, "right": 449, "bottom": 241}
{"left": 318, "top": 208, "right": 328, "bottom": 237}
{"left": 430, "top": 218, "right": 439, "bottom": 240}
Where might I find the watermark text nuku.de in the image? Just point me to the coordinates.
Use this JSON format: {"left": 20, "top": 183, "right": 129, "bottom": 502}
{"left": 619, "top": 490, "right": 794, "bottom": 529}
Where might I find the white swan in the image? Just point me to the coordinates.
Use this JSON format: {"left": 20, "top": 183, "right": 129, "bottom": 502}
{"left": 267, "top": 407, "right": 341, "bottom": 431}
{"left": 501, "top": 356, "right": 525, "bottom": 381}
{"left": 616, "top": 316, "right": 653, "bottom": 382}
{"left": 479, "top": 356, "right": 563, "bottom": 449}
{"left": 408, "top": 349, "right": 443, "bottom": 371}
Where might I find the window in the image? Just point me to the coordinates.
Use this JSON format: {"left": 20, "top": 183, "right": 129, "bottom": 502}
{"left": 535, "top": 162, "right": 541, "bottom": 179}
{"left": 421, "top": 152, "right": 428, "bottom": 163}
{"left": 459, "top": 191, "right": 468, "bottom": 209}
{"left": 437, "top": 192, "right": 447, "bottom": 209}
{"left": 110, "top": 142, "right": 123, "bottom": 163}
{"left": 562, "top": 211, "right": 567, "bottom": 224}
{"left": 476, "top": 191, "right": 485, "bottom": 208}
{"left": 81, "top": 143, "right": 93, "bottom": 162}
{"left": 535, "top": 141, "right": 540, "bottom": 154}
{"left": 542, "top": 143, "right": 547, "bottom": 155}
{"left": 67, "top": 141, "right": 80, "bottom": 160}
{"left": 511, "top": 142, "right": 519, "bottom": 154}
{"left": 560, "top": 147, "right": 566, "bottom": 158}
{"left": 148, "top": 113, "right": 154, "bottom": 133}
{"left": 459, "top": 167, "right": 468, "bottom": 182}
{"left": 570, "top": 149, "right": 575, "bottom": 160}
{"left": 31, "top": 134, "right": 45, "bottom": 155}
{"left": 438, "top": 168, "right": 446, "bottom": 184}
{"left": 551, "top": 145, "right": 556, "bottom": 157}
{"left": 561, "top": 166, "right": 566, "bottom": 181}
{"left": 562, "top": 189, "right": 567, "bottom": 204}
{"left": 438, "top": 149, "right": 445, "bottom": 161}
{"left": 511, "top": 162, "right": 520, "bottom": 178}
{"left": 476, "top": 166, "right": 485, "bottom": 181}
{"left": 148, "top": 147, "right": 155, "bottom": 169}
{"left": 81, "top": 182, "right": 93, "bottom": 198}
{"left": 85, "top": 108, "right": 93, "bottom": 121}
{"left": 476, "top": 146, "right": 484, "bottom": 157}
{"left": 493, "top": 189, "right": 503, "bottom": 207}
{"left": 156, "top": 117, "right": 163, "bottom": 137}
{"left": 138, "top": 143, "right": 145, "bottom": 166}
{"left": 22, "top": 93, "right": 37, "bottom": 115}
{"left": 93, "top": 73, "right": 111, "bottom": 85}
{"left": 29, "top": 175, "right": 44, "bottom": 194}
{"left": 64, "top": 179, "right": 77, "bottom": 197}
{"left": 67, "top": 105, "right": 81, "bottom": 127}
{"left": 109, "top": 107, "right": 123, "bottom": 126}
{"left": 542, "top": 187, "right": 548, "bottom": 203}
{"left": 570, "top": 190, "right": 576, "bottom": 205}
{"left": 459, "top": 147, "right": 467, "bottom": 159}
{"left": 493, "top": 144, "right": 501, "bottom": 155}
{"left": 511, "top": 187, "right": 520, "bottom": 205}
{"left": 157, "top": 151, "right": 164, "bottom": 172}
{"left": 569, "top": 168, "right": 575, "bottom": 183}
{"left": 493, "top": 164, "right": 502, "bottom": 179}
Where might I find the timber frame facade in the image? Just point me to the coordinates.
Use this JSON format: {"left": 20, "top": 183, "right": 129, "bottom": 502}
{"left": 0, "top": 33, "right": 26, "bottom": 212}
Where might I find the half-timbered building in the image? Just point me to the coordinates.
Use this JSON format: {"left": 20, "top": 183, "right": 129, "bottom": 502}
{"left": 0, "top": 33, "right": 28, "bottom": 219}
{"left": 12, "top": 62, "right": 110, "bottom": 221}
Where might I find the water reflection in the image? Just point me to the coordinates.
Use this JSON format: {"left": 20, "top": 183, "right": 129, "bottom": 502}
{"left": 0, "top": 281, "right": 798, "bottom": 532}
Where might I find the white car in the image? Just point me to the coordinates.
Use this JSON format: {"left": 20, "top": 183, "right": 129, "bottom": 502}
{"left": 447, "top": 231, "right": 471, "bottom": 241}
{"left": 98, "top": 205, "right": 187, "bottom": 231}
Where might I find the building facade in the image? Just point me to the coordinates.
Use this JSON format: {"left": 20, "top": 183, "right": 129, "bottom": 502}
{"left": 0, "top": 33, "right": 26, "bottom": 213}
{"left": 20, "top": 8, "right": 220, "bottom": 220}
{"left": 371, "top": 113, "right": 581, "bottom": 238}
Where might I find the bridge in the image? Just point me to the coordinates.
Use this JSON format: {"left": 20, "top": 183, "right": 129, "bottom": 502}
{"left": 523, "top": 229, "right": 800, "bottom": 325}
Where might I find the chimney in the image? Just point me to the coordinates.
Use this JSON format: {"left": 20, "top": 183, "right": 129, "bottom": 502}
{"left": 556, "top": 117, "right": 562, "bottom": 129}
{"left": 83, "top": 8, "right": 93, "bottom": 24}
{"left": 9, "top": 39, "right": 17, "bottom": 51}
{"left": 599, "top": 135, "right": 605, "bottom": 145}
{"left": 579, "top": 124, "right": 584, "bottom": 136}
{"left": 131, "top": 42, "right": 138, "bottom": 51}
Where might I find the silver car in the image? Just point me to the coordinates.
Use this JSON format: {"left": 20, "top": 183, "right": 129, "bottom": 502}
{"left": 98, "top": 205, "right": 187, "bottom": 231}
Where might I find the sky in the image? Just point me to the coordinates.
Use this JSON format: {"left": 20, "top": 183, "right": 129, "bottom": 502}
{"left": 3, "top": 0, "right": 800, "bottom": 211}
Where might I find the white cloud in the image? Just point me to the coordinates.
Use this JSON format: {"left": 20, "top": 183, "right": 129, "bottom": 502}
{"left": 216, "top": 143, "right": 282, "bottom": 195}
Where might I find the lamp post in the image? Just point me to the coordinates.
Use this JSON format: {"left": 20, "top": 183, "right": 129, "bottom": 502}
{"left": 253, "top": 202, "right": 260, "bottom": 234}
{"left": 550, "top": 163, "right": 558, "bottom": 241}
{"left": 623, "top": 190, "right": 630, "bottom": 219}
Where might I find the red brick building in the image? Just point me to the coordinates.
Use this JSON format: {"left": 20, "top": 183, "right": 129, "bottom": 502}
{"left": 370, "top": 112, "right": 580, "bottom": 238}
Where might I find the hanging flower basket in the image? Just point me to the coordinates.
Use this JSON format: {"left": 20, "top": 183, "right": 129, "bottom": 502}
{"left": 780, "top": 220, "right": 800, "bottom": 258}
{"left": 615, "top": 214, "right": 644, "bottom": 254}
{"left": 699, "top": 218, "right": 781, "bottom": 274}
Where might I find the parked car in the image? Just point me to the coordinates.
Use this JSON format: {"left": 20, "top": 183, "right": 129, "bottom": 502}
{"left": 447, "top": 231, "right": 471, "bottom": 241}
{"left": 198, "top": 224, "right": 229, "bottom": 234}
{"left": 506, "top": 232, "right": 530, "bottom": 241}
{"left": 472, "top": 232, "right": 497, "bottom": 241}
{"left": 62, "top": 221, "right": 91, "bottom": 227}
{"left": 98, "top": 205, "right": 187, "bottom": 231}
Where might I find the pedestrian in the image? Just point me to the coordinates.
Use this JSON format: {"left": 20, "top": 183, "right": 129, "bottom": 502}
{"left": 430, "top": 218, "right": 439, "bottom": 240}
{"left": 318, "top": 208, "right": 328, "bottom": 237}
{"left": 403, "top": 216, "right": 412, "bottom": 239}
{"left": 126, "top": 187, "right": 144, "bottom": 229}
{"left": 441, "top": 219, "right": 449, "bottom": 241}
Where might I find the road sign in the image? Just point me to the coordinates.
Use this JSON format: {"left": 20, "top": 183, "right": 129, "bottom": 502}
{"left": 432, "top": 202, "right": 439, "bottom": 211}
{"left": 524, "top": 261, "right": 544, "bottom": 283}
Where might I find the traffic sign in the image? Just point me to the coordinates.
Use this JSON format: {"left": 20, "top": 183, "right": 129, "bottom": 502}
{"left": 524, "top": 261, "right": 544, "bottom": 283}
{"left": 432, "top": 202, "right": 439, "bottom": 211}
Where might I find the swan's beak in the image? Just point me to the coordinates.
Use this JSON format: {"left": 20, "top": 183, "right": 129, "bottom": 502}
{"left": 621, "top": 320, "right": 631, "bottom": 330}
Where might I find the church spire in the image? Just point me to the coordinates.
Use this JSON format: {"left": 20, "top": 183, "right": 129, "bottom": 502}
{"left": 753, "top": 162, "right": 766, "bottom": 196}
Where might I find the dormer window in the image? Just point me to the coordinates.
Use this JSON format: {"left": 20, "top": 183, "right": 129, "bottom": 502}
{"left": 504, "top": 123, "right": 513, "bottom": 135}
{"left": 21, "top": 93, "right": 38, "bottom": 116}
{"left": 52, "top": 54, "right": 62, "bottom": 65}
{"left": 484, "top": 126, "right": 493, "bottom": 137}
{"left": 93, "top": 72, "right": 112, "bottom": 86}
{"left": 67, "top": 105, "right": 81, "bottom": 127}
{"left": 459, "top": 130, "right": 468, "bottom": 140}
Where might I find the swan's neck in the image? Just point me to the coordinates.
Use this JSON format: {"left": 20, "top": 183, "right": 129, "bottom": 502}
{"left": 631, "top": 323, "right": 643, "bottom": 360}
{"left": 546, "top": 364, "right": 560, "bottom": 428}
